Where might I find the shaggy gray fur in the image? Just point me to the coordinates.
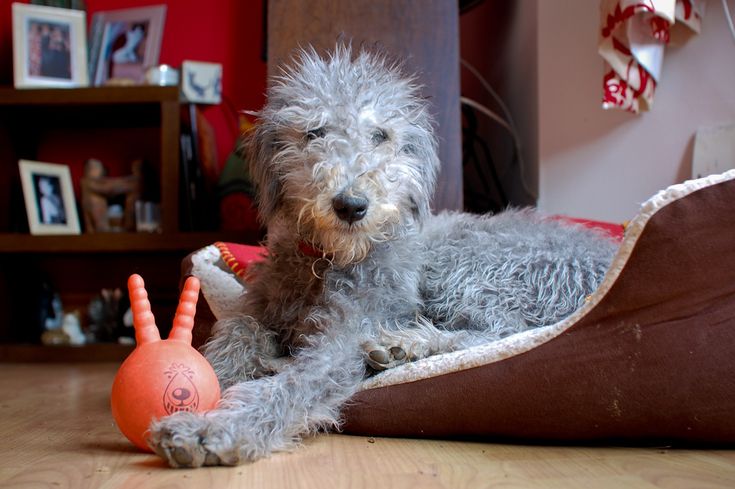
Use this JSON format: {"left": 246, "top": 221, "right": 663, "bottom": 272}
{"left": 148, "top": 45, "right": 617, "bottom": 467}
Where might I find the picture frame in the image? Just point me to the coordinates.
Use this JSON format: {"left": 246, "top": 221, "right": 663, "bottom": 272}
{"left": 89, "top": 5, "right": 167, "bottom": 86}
{"left": 19, "top": 160, "right": 81, "bottom": 236}
{"left": 12, "top": 3, "right": 89, "bottom": 88}
{"left": 181, "top": 60, "right": 223, "bottom": 104}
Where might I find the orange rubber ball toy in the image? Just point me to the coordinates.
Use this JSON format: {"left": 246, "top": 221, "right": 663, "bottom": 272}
{"left": 110, "top": 274, "right": 221, "bottom": 452}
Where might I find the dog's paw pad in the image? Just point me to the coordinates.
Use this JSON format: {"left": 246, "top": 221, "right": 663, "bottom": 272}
{"left": 363, "top": 342, "right": 408, "bottom": 371}
{"left": 172, "top": 446, "right": 195, "bottom": 467}
{"left": 148, "top": 413, "right": 239, "bottom": 468}
{"left": 204, "top": 451, "right": 223, "bottom": 466}
{"left": 389, "top": 346, "right": 406, "bottom": 361}
{"left": 368, "top": 349, "right": 391, "bottom": 365}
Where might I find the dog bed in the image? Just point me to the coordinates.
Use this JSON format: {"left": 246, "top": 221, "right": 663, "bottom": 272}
{"left": 186, "top": 170, "right": 735, "bottom": 444}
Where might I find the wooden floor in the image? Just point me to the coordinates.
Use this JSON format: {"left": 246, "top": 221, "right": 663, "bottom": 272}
{"left": 1, "top": 363, "right": 734, "bottom": 489}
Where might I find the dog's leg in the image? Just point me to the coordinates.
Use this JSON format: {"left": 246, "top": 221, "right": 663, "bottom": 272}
{"left": 202, "top": 315, "right": 289, "bottom": 390}
{"left": 148, "top": 325, "right": 365, "bottom": 467}
{"left": 362, "top": 318, "right": 500, "bottom": 371}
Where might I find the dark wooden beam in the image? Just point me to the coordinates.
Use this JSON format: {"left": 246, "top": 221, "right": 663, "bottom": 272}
{"left": 267, "top": 0, "right": 462, "bottom": 211}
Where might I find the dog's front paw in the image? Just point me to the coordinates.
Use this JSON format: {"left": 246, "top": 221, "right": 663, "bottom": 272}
{"left": 362, "top": 341, "right": 411, "bottom": 371}
{"left": 148, "top": 411, "right": 240, "bottom": 468}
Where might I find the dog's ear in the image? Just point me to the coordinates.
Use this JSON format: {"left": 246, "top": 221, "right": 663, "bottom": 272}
{"left": 244, "top": 119, "right": 282, "bottom": 224}
{"left": 412, "top": 143, "right": 440, "bottom": 223}
{"left": 402, "top": 111, "right": 440, "bottom": 224}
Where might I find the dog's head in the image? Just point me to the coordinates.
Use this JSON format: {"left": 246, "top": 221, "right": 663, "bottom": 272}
{"left": 246, "top": 44, "right": 439, "bottom": 266}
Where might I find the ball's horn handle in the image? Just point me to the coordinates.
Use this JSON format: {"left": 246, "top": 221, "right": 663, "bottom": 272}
{"left": 127, "top": 274, "right": 160, "bottom": 345}
{"left": 168, "top": 276, "right": 200, "bottom": 344}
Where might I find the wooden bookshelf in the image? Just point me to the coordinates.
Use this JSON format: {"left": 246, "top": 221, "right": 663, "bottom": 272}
{"left": 0, "top": 86, "right": 253, "bottom": 359}
{"left": 0, "top": 85, "right": 179, "bottom": 105}
{"left": 0, "top": 343, "right": 135, "bottom": 363}
{"left": 0, "top": 231, "right": 256, "bottom": 253}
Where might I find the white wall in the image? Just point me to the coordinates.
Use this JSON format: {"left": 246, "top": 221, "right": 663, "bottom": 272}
{"left": 536, "top": 0, "right": 735, "bottom": 222}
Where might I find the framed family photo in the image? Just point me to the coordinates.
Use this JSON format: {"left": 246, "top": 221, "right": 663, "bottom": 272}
{"left": 19, "top": 160, "right": 81, "bottom": 236}
{"left": 12, "top": 3, "right": 89, "bottom": 88}
{"left": 89, "top": 5, "right": 167, "bottom": 86}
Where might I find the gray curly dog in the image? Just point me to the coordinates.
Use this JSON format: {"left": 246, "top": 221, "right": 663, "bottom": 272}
{"left": 148, "top": 45, "right": 617, "bottom": 467}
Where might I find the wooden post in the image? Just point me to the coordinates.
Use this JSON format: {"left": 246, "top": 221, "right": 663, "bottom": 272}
{"left": 267, "top": 0, "right": 462, "bottom": 212}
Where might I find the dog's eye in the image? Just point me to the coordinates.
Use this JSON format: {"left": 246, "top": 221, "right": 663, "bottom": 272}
{"left": 371, "top": 129, "right": 388, "bottom": 145}
{"left": 306, "top": 127, "right": 326, "bottom": 140}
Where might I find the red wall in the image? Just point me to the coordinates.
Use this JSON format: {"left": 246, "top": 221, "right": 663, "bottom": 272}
{"left": 1, "top": 0, "right": 267, "bottom": 170}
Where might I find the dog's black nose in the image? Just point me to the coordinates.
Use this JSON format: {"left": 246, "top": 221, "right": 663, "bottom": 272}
{"left": 332, "top": 194, "right": 369, "bottom": 223}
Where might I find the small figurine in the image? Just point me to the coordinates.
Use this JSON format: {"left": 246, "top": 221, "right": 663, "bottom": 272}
{"left": 62, "top": 312, "right": 86, "bottom": 346}
{"left": 39, "top": 285, "right": 65, "bottom": 346}
{"left": 80, "top": 158, "right": 143, "bottom": 232}
{"left": 87, "top": 287, "right": 128, "bottom": 343}
{"left": 41, "top": 312, "right": 85, "bottom": 346}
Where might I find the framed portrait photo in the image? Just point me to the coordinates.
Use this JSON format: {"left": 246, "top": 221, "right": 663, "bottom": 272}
{"left": 89, "top": 5, "right": 167, "bottom": 86}
{"left": 19, "top": 160, "right": 81, "bottom": 236}
{"left": 12, "top": 3, "right": 89, "bottom": 88}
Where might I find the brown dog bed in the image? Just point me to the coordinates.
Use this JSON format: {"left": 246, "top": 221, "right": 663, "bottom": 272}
{"left": 188, "top": 170, "right": 735, "bottom": 444}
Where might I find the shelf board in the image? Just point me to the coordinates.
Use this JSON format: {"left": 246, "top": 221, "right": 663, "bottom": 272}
{"left": 0, "top": 343, "right": 134, "bottom": 363}
{"left": 0, "top": 231, "right": 259, "bottom": 253}
{"left": 0, "top": 86, "right": 179, "bottom": 106}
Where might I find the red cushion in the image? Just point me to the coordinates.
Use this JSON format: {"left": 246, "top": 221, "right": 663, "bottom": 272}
{"left": 213, "top": 242, "right": 266, "bottom": 279}
{"left": 553, "top": 216, "right": 625, "bottom": 241}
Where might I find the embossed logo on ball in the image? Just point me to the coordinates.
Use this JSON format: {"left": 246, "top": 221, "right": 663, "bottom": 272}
{"left": 163, "top": 363, "right": 200, "bottom": 414}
